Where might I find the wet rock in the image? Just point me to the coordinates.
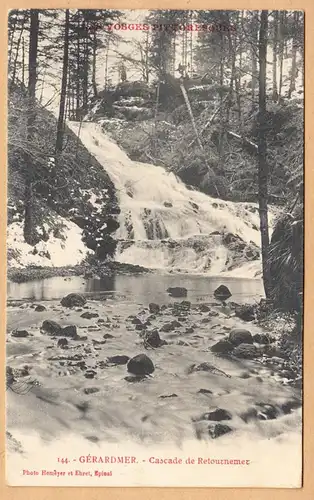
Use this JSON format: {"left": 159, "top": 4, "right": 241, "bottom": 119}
{"left": 211, "top": 339, "right": 234, "bottom": 354}
{"left": 131, "top": 317, "right": 143, "bottom": 325}
{"left": 11, "top": 329, "right": 29, "bottom": 338}
{"left": 253, "top": 333, "right": 271, "bottom": 344}
{"left": 164, "top": 201, "right": 173, "bottom": 208}
{"left": 107, "top": 355, "right": 130, "bottom": 365}
{"left": 57, "top": 338, "right": 68, "bottom": 348}
{"left": 159, "top": 393, "right": 178, "bottom": 399}
{"left": 62, "top": 325, "right": 78, "bottom": 338}
{"left": 173, "top": 301, "right": 191, "bottom": 313}
{"left": 143, "top": 329, "right": 165, "bottom": 348}
{"left": 84, "top": 387, "right": 100, "bottom": 395}
{"left": 80, "top": 312, "right": 99, "bottom": 319}
{"left": 160, "top": 320, "right": 182, "bottom": 332}
{"left": 239, "top": 372, "right": 251, "bottom": 379}
{"left": 185, "top": 327, "right": 194, "bottom": 334}
{"left": 35, "top": 304, "right": 46, "bottom": 312}
{"left": 167, "top": 287, "right": 188, "bottom": 298}
{"left": 135, "top": 323, "right": 146, "bottom": 331}
{"left": 281, "top": 399, "right": 301, "bottom": 414}
{"left": 197, "top": 408, "right": 232, "bottom": 422}
{"left": 233, "top": 343, "right": 260, "bottom": 359}
{"left": 208, "top": 310, "right": 219, "bottom": 317}
{"left": 240, "top": 408, "right": 259, "bottom": 423}
{"left": 84, "top": 370, "right": 97, "bottom": 379}
{"left": 235, "top": 304, "right": 255, "bottom": 322}
{"left": 256, "top": 403, "right": 280, "bottom": 420}
{"left": 60, "top": 293, "right": 86, "bottom": 308}
{"left": 149, "top": 303, "right": 160, "bottom": 314}
{"left": 41, "top": 320, "right": 62, "bottom": 336}
{"left": 199, "top": 304, "right": 211, "bottom": 313}
{"left": 97, "top": 318, "right": 105, "bottom": 324}
{"left": 124, "top": 375, "right": 146, "bottom": 383}
{"left": 208, "top": 423, "right": 232, "bottom": 439}
{"left": 229, "top": 328, "right": 253, "bottom": 346}
{"left": 214, "top": 285, "right": 232, "bottom": 301}
{"left": 6, "top": 366, "right": 15, "bottom": 385}
{"left": 103, "top": 333, "right": 114, "bottom": 339}
{"left": 127, "top": 354, "right": 155, "bottom": 375}
{"left": 198, "top": 388, "right": 213, "bottom": 395}
{"left": 188, "top": 362, "right": 231, "bottom": 378}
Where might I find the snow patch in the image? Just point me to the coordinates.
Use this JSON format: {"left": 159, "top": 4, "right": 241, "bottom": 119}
{"left": 7, "top": 217, "right": 89, "bottom": 268}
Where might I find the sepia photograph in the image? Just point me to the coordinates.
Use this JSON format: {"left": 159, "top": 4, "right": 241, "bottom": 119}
{"left": 5, "top": 8, "right": 304, "bottom": 487}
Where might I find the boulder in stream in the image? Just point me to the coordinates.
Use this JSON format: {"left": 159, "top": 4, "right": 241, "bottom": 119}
{"left": 233, "top": 343, "right": 261, "bottom": 359}
{"left": 144, "top": 329, "right": 166, "bottom": 348}
{"left": 229, "top": 328, "right": 253, "bottom": 346}
{"left": 197, "top": 408, "right": 232, "bottom": 422}
{"left": 41, "top": 320, "right": 63, "bottom": 336}
{"left": 80, "top": 312, "right": 99, "bottom": 319}
{"left": 60, "top": 293, "right": 86, "bottom": 308}
{"left": 211, "top": 339, "right": 234, "bottom": 354}
{"left": 107, "top": 355, "right": 130, "bottom": 365}
{"left": 34, "top": 304, "right": 46, "bottom": 312}
{"left": 235, "top": 304, "right": 255, "bottom": 322}
{"left": 62, "top": 325, "right": 78, "bottom": 338}
{"left": 127, "top": 354, "right": 155, "bottom": 375}
{"left": 11, "top": 329, "right": 29, "bottom": 338}
{"left": 213, "top": 285, "right": 232, "bottom": 301}
{"left": 167, "top": 287, "right": 188, "bottom": 298}
{"left": 149, "top": 303, "right": 160, "bottom": 314}
{"left": 208, "top": 423, "right": 232, "bottom": 439}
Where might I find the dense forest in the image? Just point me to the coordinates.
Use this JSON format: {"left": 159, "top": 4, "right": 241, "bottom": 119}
{"left": 7, "top": 9, "right": 304, "bottom": 315}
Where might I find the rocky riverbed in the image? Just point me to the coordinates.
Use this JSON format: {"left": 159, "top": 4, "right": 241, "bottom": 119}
{"left": 6, "top": 286, "right": 302, "bottom": 457}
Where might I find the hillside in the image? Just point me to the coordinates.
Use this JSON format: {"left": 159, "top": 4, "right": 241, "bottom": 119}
{"left": 89, "top": 79, "right": 303, "bottom": 203}
{"left": 7, "top": 86, "right": 119, "bottom": 268}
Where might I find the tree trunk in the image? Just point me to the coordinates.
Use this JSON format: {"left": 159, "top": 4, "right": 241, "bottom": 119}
{"left": 24, "top": 9, "right": 39, "bottom": 245}
{"left": 272, "top": 11, "right": 279, "bottom": 102}
{"left": 76, "top": 26, "right": 81, "bottom": 119}
{"left": 251, "top": 12, "right": 259, "bottom": 112}
{"left": 288, "top": 11, "right": 299, "bottom": 98}
{"left": 258, "top": 10, "right": 271, "bottom": 298}
{"left": 278, "top": 11, "right": 285, "bottom": 99}
{"left": 8, "top": 13, "right": 17, "bottom": 68}
{"left": 10, "top": 14, "right": 26, "bottom": 89}
{"left": 82, "top": 22, "right": 89, "bottom": 112}
{"left": 92, "top": 29, "right": 98, "bottom": 97}
{"left": 55, "top": 9, "right": 69, "bottom": 157}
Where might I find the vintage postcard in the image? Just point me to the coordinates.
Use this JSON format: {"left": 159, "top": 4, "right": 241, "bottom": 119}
{"left": 5, "top": 8, "right": 304, "bottom": 487}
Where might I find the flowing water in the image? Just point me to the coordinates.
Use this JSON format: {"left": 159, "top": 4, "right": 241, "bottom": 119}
{"left": 68, "top": 121, "right": 267, "bottom": 275}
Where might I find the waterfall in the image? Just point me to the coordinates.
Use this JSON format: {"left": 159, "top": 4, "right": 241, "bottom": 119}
{"left": 69, "top": 121, "right": 266, "bottom": 275}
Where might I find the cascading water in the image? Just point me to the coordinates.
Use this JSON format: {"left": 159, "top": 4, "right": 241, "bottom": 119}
{"left": 69, "top": 121, "right": 266, "bottom": 275}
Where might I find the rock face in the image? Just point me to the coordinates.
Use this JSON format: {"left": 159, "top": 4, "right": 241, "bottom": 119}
{"left": 211, "top": 339, "right": 234, "bottom": 354}
{"left": 229, "top": 328, "right": 253, "bottom": 346}
{"left": 127, "top": 354, "right": 155, "bottom": 375}
{"left": 60, "top": 293, "right": 86, "bottom": 308}
{"left": 233, "top": 343, "right": 260, "bottom": 359}
{"left": 214, "top": 285, "right": 232, "bottom": 301}
{"left": 41, "top": 320, "right": 62, "bottom": 335}
{"left": 167, "top": 287, "right": 188, "bottom": 298}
